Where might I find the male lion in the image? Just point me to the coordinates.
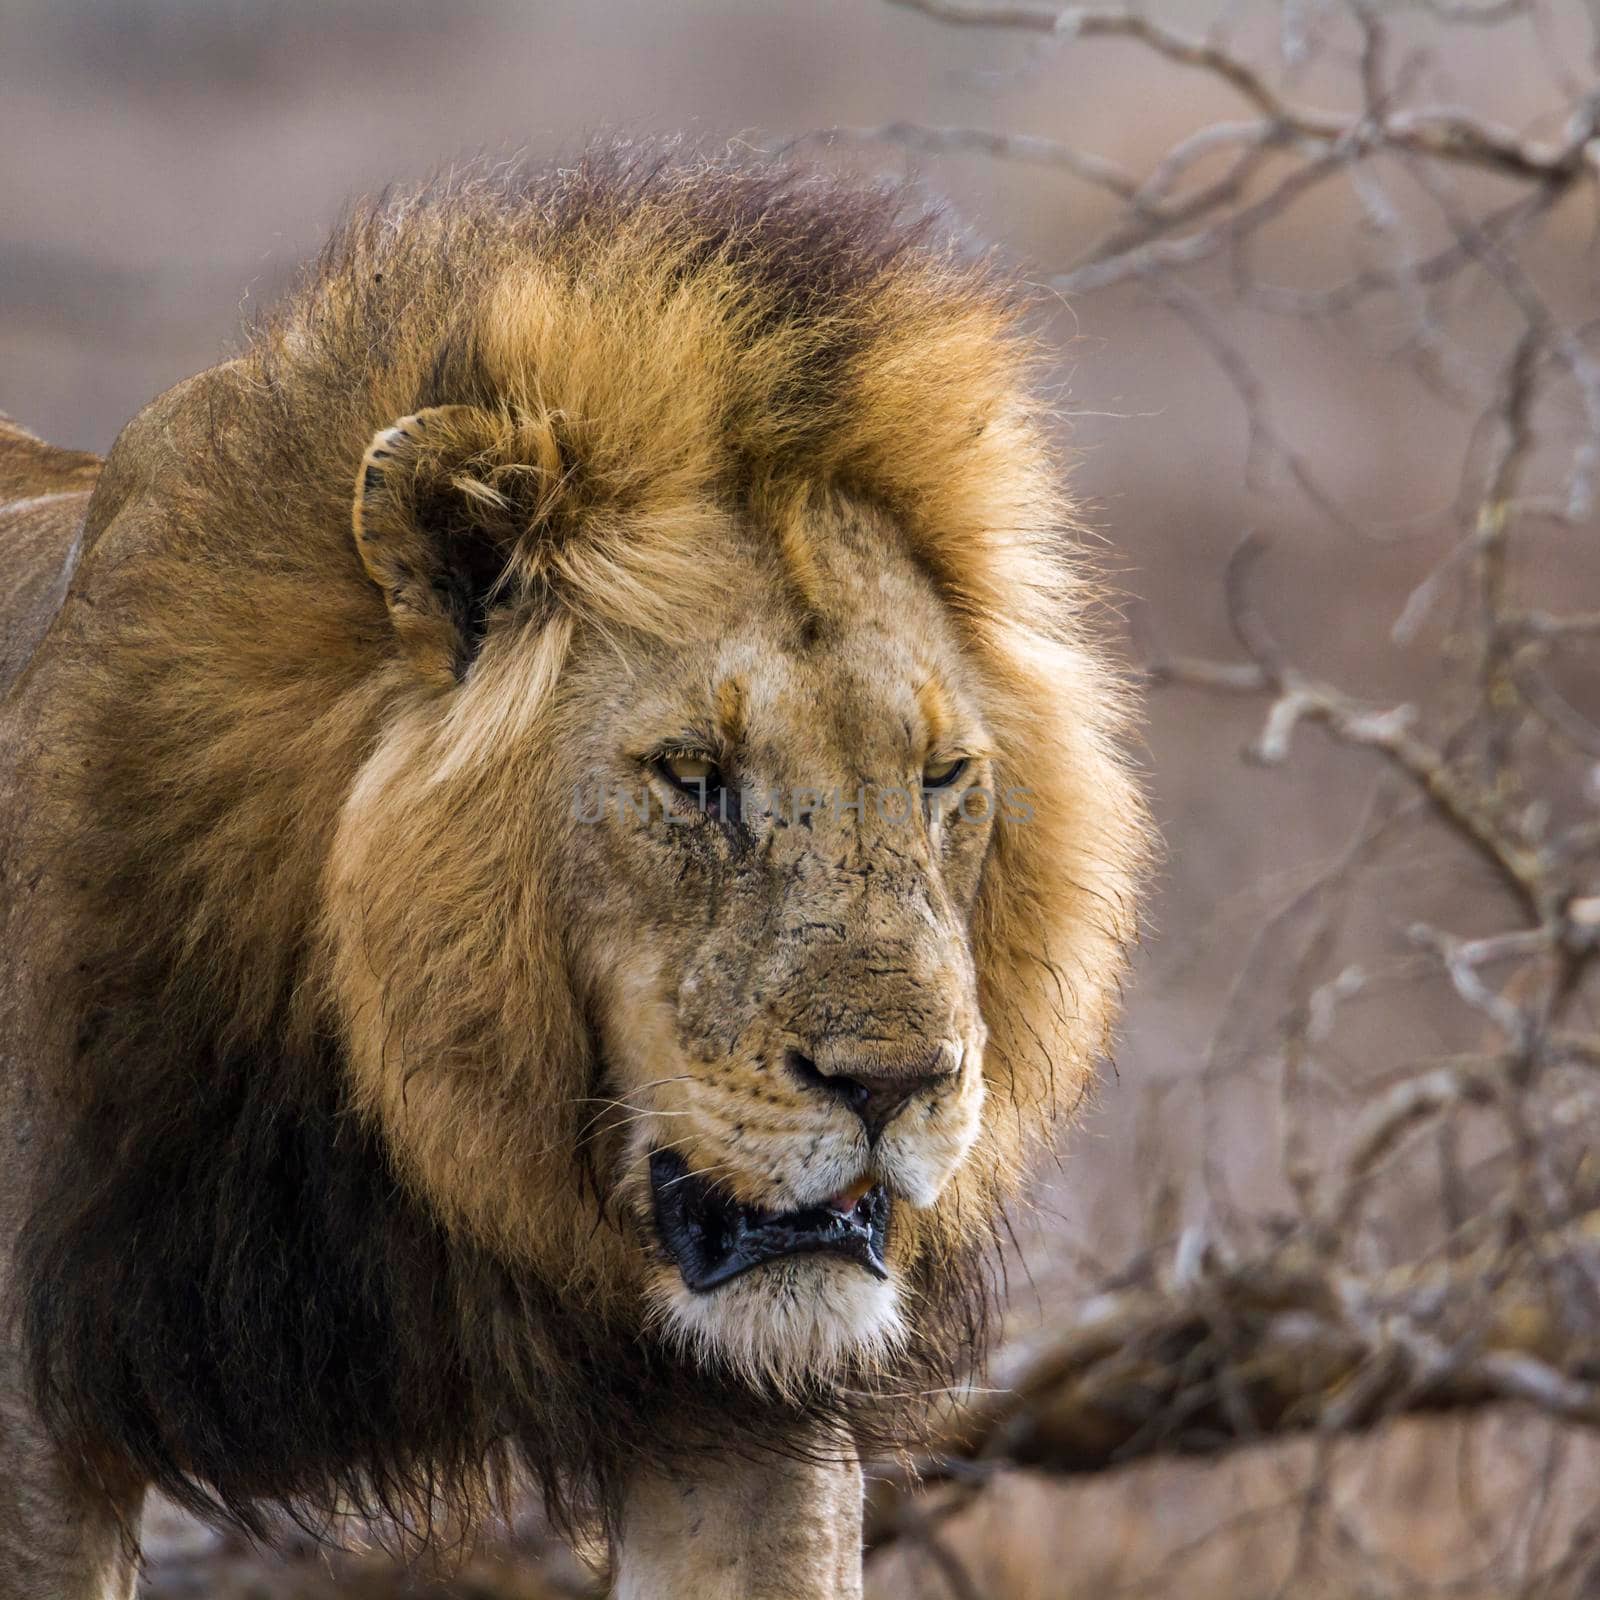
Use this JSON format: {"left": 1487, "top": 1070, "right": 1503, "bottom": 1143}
{"left": 0, "top": 151, "right": 1149, "bottom": 1599}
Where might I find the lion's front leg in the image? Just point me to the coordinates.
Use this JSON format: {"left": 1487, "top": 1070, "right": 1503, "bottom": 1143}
{"left": 613, "top": 1438, "right": 864, "bottom": 1600}
{"left": 0, "top": 1385, "right": 142, "bottom": 1600}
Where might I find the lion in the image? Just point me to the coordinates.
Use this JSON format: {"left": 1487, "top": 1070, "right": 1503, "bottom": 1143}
{"left": 0, "top": 149, "right": 1150, "bottom": 1600}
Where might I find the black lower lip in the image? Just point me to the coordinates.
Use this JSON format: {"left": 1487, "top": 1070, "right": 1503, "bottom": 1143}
{"left": 648, "top": 1149, "right": 891, "bottom": 1293}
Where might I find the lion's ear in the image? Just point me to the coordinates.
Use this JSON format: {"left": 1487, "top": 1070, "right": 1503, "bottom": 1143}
{"left": 353, "top": 404, "right": 564, "bottom": 683}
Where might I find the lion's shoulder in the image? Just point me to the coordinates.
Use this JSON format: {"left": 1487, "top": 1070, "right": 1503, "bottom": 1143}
{"left": 0, "top": 412, "right": 101, "bottom": 503}
{"left": 0, "top": 415, "right": 101, "bottom": 701}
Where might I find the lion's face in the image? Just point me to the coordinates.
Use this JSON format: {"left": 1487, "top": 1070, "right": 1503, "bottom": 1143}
{"left": 561, "top": 500, "right": 995, "bottom": 1383}
{"left": 327, "top": 465, "right": 1005, "bottom": 1391}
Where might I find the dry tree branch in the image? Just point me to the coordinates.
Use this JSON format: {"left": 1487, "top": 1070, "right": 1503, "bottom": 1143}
{"left": 886, "top": 0, "right": 1599, "bottom": 178}
{"left": 973, "top": 1211, "right": 1600, "bottom": 1465}
{"left": 867, "top": 1212, "right": 1600, "bottom": 1557}
{"left": 1148, "top": 537, "right": 1553, "bottom": 921}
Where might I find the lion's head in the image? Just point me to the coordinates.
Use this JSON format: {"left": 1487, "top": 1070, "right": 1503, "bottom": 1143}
{"left": 21, "top": 148, "right": 1149, "bottom": 1534}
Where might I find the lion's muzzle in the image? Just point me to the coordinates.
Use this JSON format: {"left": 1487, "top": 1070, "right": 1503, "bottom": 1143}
{"left": 782, "top": 1044, "right": 958, "bottom": 1143}
{"left": 649, "top": 1149, "right": 891, "bottom": 1292}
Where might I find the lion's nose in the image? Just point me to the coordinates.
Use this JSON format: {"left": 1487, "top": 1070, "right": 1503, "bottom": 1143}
{"left": 784, "top": 1046, "right": 958, "bottom": 1143}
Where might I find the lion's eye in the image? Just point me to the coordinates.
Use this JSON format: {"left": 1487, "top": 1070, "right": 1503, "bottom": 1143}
{"left": 657, "top": 751, "right": 725, "bottom": 813}
{"left": 662, "top": 752, "right": 716, "bottom": 786}
{"left": 922, "top": 755, "right": 967, "bottom": 790}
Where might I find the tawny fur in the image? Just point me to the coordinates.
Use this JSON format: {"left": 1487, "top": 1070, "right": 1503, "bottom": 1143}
{"left": 1, "top": 147, "right": 1152, "bottom": 1554}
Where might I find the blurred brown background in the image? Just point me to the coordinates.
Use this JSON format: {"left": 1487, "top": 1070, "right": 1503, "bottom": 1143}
{"left": 7, "top": 1, "right": 1599, "bottom": 1595}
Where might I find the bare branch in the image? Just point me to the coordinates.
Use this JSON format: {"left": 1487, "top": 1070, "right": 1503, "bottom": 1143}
{"left": 884, "top": 1213, "right": 1600, "bottom": 1492}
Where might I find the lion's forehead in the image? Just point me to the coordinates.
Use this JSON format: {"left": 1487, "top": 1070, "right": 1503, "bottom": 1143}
{"left": 601, "top": 527, "right": 986, "bottom": 781}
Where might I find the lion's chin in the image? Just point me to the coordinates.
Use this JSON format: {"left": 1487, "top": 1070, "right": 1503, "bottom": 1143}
{"left": 652, "top": 1253, "right": 906, "bottom": 1398}
{"left": 643, "top": 1149, "right": 907, "bottom": 1393}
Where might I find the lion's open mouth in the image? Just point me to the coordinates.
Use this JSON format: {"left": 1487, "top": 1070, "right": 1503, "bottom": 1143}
{"left": 648, "top": 1149, "right": 891, "bottom": 1292}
